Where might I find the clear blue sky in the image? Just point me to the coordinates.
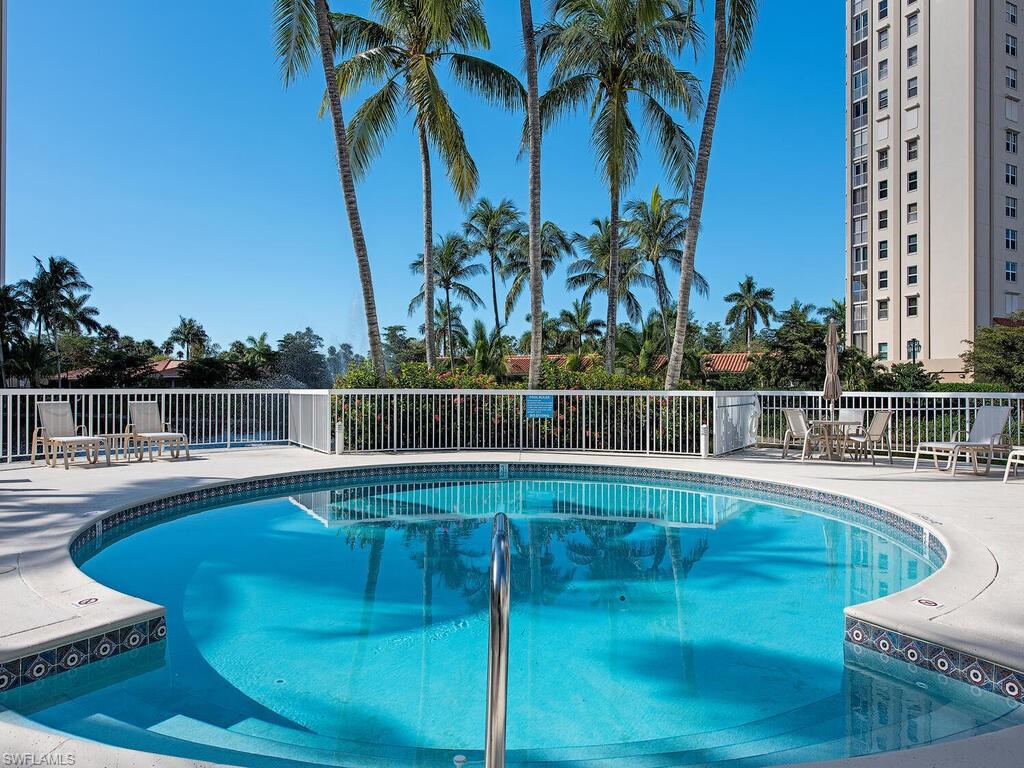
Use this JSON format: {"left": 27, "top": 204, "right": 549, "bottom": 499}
{"left": 5, "top": 0, "right": 846, "bottom": 354}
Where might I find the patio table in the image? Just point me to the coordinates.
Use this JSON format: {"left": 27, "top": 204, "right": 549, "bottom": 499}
{"left": 808, "top": 419, "right": 864, "bottom": 461}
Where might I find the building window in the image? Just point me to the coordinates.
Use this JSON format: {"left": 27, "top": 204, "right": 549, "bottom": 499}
{"left": 907, "top": 265, "right": 919, "bottom": 285}
{"left": 878, "top": 148, "right": 889, "bottom": 170}
{"left": 879, "top": 59, "right": 889, "bottom": 80}
{"left": 1009, "top": 34, "right": 1018, "bottom": 57}
{"left": 878, "top": 28, "right": 889, "bottom": 50}
{"left": 1008, "top": 261, "right": 1019, "bottom": 282}
{"left": 1008, "top": 292, "right": 1022, "bottom": 314}
{"left": 1010, "top": 67, "right": 1020, "bottom": 89}
{"left": 907, "top": 139, "right": 919, "bottom": 161}
{"left": 878, "top": 341, "right": 889, "bottom": 359}
{"left": 853, "top": 245, "right": 868, "bottom": 273}
{"left": 878, "top": 0, "right": 888, "bottom": 20}
{"left": 907, "top": 202, "right": 918, "bottom": 222}
{"left": 907, "top": 12, "right": 919, "bottom": 36}
{"left": 907, "top": 77, "right": 919, "bottom": 99}
{"left": 878, "top": 301, "right": 889, "bottom": 321}
{"left": 879, "top": 239, "right": 889, "bottom": 259}
{"left": 1008, "top": 196, "right": 1018, "bottom": 218}
{"left": 1008, "top": 228, "right": 1019, "bottom": 250}
{"left": 1008, "top": 163, "right": 1018, "bottom": 185}
{"left": 908, "top": 233, "right": 919, "bottom": 253}
{"left": 908, "top": 171, "right": 919, "bottom": 191}
{"left": 878, "top": 89, "right": 889, "bottom": 110}
{"left": 1009, "top": 130, "right": 1020, "bottom": 154}
{"left": 1008, "top": 98, "right": 1020, "bottom": 122}
{"left": 907, "top": 46, "right": 918, "bottom": 67}
{"left": 879, "top": 210, "right": 888, "bottom": 229}
{"left": 879, "top": 180, "right": 889, "bottom": 199}
{"left": 907, "top": 296, "right": 919, "bottom": 317}
{"left": 1011, "top": 2, "right": 1019, "bottom": 24}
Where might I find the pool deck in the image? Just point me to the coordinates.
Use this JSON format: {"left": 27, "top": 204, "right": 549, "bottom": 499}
{"left": 1, "top": 445, "right": 1022, "bottom": 767}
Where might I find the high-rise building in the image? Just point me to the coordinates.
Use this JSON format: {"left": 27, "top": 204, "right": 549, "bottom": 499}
{"left": 846, "top": 0, "right": 1023, "bottom": 377}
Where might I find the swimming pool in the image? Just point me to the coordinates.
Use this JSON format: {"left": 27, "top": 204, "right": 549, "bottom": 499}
{"left": 2, "top": 467, "right": 1021, "bottom": 767}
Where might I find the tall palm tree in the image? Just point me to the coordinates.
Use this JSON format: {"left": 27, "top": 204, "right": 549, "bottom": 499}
{"left": 333, "top": 0, "right": 524, "bottom": 369}
{"left": 273, "top": 0, "right": 386, "bottom": 377}
{"left": 409, "top": 233, "right": 486, "bottom": 369}
{"left": 517, "top": 311, "right": 563, "bottom": 354}
{"left": 625, "top": 185, "right": 709, "bottom": 355}
{"left": 501, "top": 221, "right": 575, "bottom": 321}
{"left": 558, "top": 299, "right": 605, "bottom": 352}
{"left": 420, "top": 301, "right": 470, "bottom": 357}
{"left": 818, "top": 298, "right": 846, "bottom": 336}
{"left": 520, "top": 0, "right": 544, "bottom": 388}
{"left": 463, "top": 198, "right": 523, "bottom": 332}
{"left": 665, "top": 0, "right": 758, "bottom": 388}
{"left": 165, "top": 316, "right": 209, "bottom": 361}
{"left": 539, "top": 0, "right": 703, "bottom": 373}
{"left": 724, "top": 275, "right": 776, "bottom": 350}
{"left": 567, "top": 218, "right": 653, "bottom": 326}
{"left": 0, "top": 284, "right": 31, "bottom": 388}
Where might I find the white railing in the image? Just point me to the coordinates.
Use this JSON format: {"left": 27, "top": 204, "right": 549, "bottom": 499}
{"left": 0, "top": 389, "right": 314, "bottom": 462}
{"left": 288, "top": 390, "right": 332, "bottom": 453}
{"left": 757, "top": 391, "right": 1024, "bottom": 455}
{"left": 332, "top": 389, "right": 717, "bottom": 455}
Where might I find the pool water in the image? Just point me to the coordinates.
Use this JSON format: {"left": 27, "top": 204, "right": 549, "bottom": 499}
{"left": 2, "top": 474, "right": 1021, "bottom": 767}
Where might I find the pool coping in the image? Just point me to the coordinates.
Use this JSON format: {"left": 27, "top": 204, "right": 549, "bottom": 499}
{"left": 1, "top": 448, "right": 1022, "bottom": 768}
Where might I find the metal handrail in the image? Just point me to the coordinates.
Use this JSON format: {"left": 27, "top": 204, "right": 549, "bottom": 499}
{"left": 484, "top": 512, "right": 510, "bottom": 768}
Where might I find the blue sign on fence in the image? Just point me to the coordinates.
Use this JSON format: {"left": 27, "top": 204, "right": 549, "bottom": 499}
{"left": 524, "top": 394, "right": 554, "bottom": 419}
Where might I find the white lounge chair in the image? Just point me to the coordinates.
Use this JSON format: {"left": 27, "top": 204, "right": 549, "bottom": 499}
{"left": 127, "top": 401, "right": 190, "bottom": 462}
{"left": 781, "top": 408, "right": 824, "bottom": 460}
{"left": 845, "top": 410, "right": 894, "bottom": 465}
{"left": 32, "top": 402, "right": 109, "bottom": 470}
{"left": 1005, "top": 447, "right": 1024, "bottom": 483}
{"left": 913, "top": 405, "right": 1011, "bottom": 476}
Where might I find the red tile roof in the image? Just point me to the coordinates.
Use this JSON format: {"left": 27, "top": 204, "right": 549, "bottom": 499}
{"left": 701, "top": 352, "right": 752, "bottom": 373}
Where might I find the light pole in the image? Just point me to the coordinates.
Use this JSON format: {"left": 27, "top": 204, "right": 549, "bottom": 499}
{"left": 908, "top": 338, "right": 921, "bottom": 364}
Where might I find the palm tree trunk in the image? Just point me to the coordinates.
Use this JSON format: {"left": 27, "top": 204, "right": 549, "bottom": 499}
{"left": 489, "top": 248, "right": 501, "bottom": 333}
{"left": 655, "top": 263, "right": 672, "bottom": 357}
{"left": 315, "top": 0, "right": 386, "bottom": 378}
{"left": 665, "top": 0, "right": 728, "bottom": 389}
{"left": 446, "top": 286, "right": 454, "bottom": 371}
{"left": 417, "top": 122, "right": 437, "bottom": 370}
{"left": 605, "top": 183, "right": 620, "bottom": 375}
{"left": 520, "top": 0, "right": 543, "bottom": 390}
{"left": 53, "top": 329, "right": 62, "bottom": 389}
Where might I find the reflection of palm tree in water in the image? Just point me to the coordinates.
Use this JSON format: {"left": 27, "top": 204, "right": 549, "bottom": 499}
{"left": 343, "top": 522, "right": 390, "bottom": 688}
{"left": 666, "top": 528, "right": 709, "bottom": 696}
{"left": 404, "top": 520, "right": 488, "bottom": 626}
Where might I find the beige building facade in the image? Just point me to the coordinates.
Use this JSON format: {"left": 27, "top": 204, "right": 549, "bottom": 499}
{"left": 846, "top": 0, "right": 1023, "bottom": 376}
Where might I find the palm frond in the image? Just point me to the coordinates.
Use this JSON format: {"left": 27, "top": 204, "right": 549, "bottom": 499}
{"left": 345, "top": 79, "right": 403, "bottom": 179}
{"left": 273, "top": 0, "right": 318, "bottom": 87}
{"left": 447, "top": 54, "right": 526, "bottom": 111}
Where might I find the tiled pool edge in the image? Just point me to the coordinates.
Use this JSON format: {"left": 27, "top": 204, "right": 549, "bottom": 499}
{"left": 2, "top": 459, "right": 1020, "bottom": 705}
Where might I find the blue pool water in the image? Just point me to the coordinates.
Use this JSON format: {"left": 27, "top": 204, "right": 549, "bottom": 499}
{"left": 2, "top": 472, "right": 1021, "bottom": 767}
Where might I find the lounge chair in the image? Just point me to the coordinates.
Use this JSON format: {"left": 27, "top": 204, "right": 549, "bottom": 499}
{"left": 845, "top": 410, "right": 894, "bottom": 465}
{"left": 913, "top": 405, "right": 1011, "bottom": 476}
{"left": 781, "top": 408, "right": 824, "bottom": 460}
{"left": 127, "top": 401, "right": 190, "bottom": 462}
{"left": 1005, "top": 447, "right": 1024, "bottom": 483}
{"left": 31, "top": 402, "right": 109, "bottom": 470}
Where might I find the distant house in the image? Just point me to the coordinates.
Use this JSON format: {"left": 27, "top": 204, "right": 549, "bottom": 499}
{"left": 51, "top": 358, "right": 185, "bottom": 387}
{"left": 701, "top": 352, "right": 752, "bottom": 375}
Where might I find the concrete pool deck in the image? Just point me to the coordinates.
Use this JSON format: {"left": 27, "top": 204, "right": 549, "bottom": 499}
{"left": 0, "top": 446, "right": 1022, "bottom": 767}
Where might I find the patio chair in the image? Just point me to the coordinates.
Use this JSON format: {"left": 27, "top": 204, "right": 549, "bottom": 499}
{"left": 781, "top": 408, "right": 824, "bottom": 460}
{"left": 31, "top": 402, "right": 109, "bottom": 470}
{"left": 845, "top": 410, "right": 893, "bottom": 465}
{"left": 837, "top": 408, "right": 866, "bottom": 429}
{"left": 913, "top": 405, "right": 1011, "bottom": 476}
{"left": 1005, "top": 447, "right": 1024, "bottom": 483}
{"left": 126, "top": 401, "right": 190, "bottom": 462}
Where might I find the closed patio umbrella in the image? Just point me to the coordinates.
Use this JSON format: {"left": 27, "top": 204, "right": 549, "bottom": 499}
{"left": 822, "top": 320, "right": 842, "bottom": 410}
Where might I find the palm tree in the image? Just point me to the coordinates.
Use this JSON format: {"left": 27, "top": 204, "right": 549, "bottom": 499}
{"left": 558, "top": 299, "right": 605, "bottom": 352}
{"left": 333, "top": 0, "right": 524, "bottom": 369}
{"left": 616, "top": 314, "right": 667, "bottom": 376}
{"left": 567, "top": 218, "right": 653, "bottom": 326}
{"left": 273, "top": 0, "right": 386, "bottom": 377}
{"left": 625, "top": 185, "right": 709, "bottom": 354}
{"left": 818, "top": 298, "right": 846, "bottom": 337}
{"left": 520, "top": 0, "right": 544, "bottom": 388}
{"left": 778, "top": 299, "right": 817, "bottom": 326}
{"left": 421, "top": 301, "right": 470, "bottom": 357}
{"left": 517, "top": 311, "right": 563, "bottom": 354}
{"left": 469, "top": 319, "right": 508, "bottom": 377}
{"left": 539, "top": 0, "right": 703, "bottom": 373}
{"left": 724, "top": 275, "right": 776, "bottom": 350}
{"left": 165, "top": 316, "right": 209, "bottom": 360}
{"left": 665, "top": 0, "right": 758, "bottom": 388}
{"left": 501, "top": 221, "right": 574, "bottom": 321}
{"left": 244, "top": 332, "right": 278, "bottom": 371}
{"left": 463, "top": 199, "right": 523, "bottom": 332}
{"left": 0, "top": 284, "right": 31, "bottom": 387}
{"left": 409, "top": 233, "right": 486, "bottom": 369}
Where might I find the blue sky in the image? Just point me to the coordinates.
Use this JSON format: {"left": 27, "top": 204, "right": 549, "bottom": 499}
{"left": 5, "top": 0, "right": 846, "bottom": 354}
